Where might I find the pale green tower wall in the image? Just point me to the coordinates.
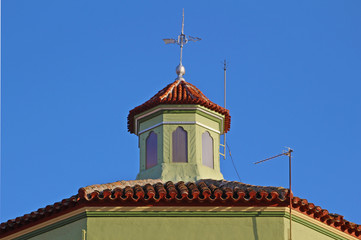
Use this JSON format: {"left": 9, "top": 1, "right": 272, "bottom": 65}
{"left": 134, "top": 105, "right": 225, "bottom": 182}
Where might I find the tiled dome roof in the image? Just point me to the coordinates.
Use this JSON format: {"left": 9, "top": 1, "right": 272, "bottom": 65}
{"left": 127, "top": 79, "right": 231, "bottom": 134}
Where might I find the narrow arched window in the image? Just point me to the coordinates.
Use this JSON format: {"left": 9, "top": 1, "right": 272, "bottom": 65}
{"left": 172, "top": 127, "right": 188, "bottom": 163}
{"left": 146, "top": 131, "right": 158, "bottom": 169}
{"left": 202, "top": 131, "right": 214, "bottom": 168}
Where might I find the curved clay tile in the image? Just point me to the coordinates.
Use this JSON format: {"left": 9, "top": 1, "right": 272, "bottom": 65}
{"left": 1, "top": 179, "right": 360, "bottom": 239}
{"left": 127, "top": 79, "right": 231, "bottom": 134}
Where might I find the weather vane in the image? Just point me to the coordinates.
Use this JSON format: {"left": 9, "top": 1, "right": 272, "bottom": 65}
{"left": 163, "top": 9, "right": 201, "bottom": 80}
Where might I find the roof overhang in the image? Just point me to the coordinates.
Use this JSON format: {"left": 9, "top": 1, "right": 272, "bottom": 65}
{"left": 133, "top": 104, "right": 226, "bottom": 135}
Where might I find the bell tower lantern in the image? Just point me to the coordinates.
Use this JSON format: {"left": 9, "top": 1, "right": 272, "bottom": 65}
{"left": 127, "top": 78, "right": 231, "bottom": 182}
{"left": 127, "top": 9, "right": 230, "bottom": 182}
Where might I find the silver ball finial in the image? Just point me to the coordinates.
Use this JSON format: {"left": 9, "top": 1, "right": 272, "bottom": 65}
{"left": 176, "top": 64, "right": 185, "bottom": 80}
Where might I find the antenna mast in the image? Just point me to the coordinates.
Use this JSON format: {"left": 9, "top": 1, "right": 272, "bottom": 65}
{"left": 224, "top": 59, "right": 227, "bottom": 117}
{"left": 220, "top": 61, "right": 241, "bottom": 181}
{"left": 220, "top": 60, "right": 228, "bottom": 159}
{"left": 254, "top": 148, "right": 294, "bottom": 240}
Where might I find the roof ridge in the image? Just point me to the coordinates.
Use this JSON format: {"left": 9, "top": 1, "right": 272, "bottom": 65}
{"left": 1, "top": 180, "right": 360, "bottom": 239}
{"left": 182, "top": 81, "right": 198, "bottom": 100}
{"left": 160, "top": 80, "right": 181, "bottom": 100}
{"left": 185, "top": 81, "right": 211, "bottom": 102}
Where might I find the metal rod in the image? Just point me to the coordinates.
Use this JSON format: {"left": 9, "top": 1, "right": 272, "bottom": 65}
{"left": 224, "top": 60, "right": 227, "bottom": 109}
{"left": 179, "top": 9, "right": 185, "bottom": 65}
{"left": 181, "top": 9, "right": 184, "bottom": 35}
{"left": 288, "top": 150, "right": 292, "bottom": 240}
{"left": 180, "top": 46, "right": 183, "bottom": 65}
{"left": 223, "top": 60, "right": 227, "bottom": 160}
{"left": 254, "top": 152, "right": 285, "bottom": 164}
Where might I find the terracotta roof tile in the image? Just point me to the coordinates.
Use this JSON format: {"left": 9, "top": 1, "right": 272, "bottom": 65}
{"left": 1, "top": 180, "right": 360, "bottom": 239}
{"left": 127, "top": 80, "right": 231, "bottom": 134}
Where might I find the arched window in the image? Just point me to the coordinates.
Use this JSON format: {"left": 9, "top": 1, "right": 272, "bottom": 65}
{"left": 172, "top": 127, "right": 188, "bottom": 163}
{"left": 202, "top": 131, "right": 214, "bottom": 168}
{"left": 146, "top": 131, "right": 158, "bottom": 169}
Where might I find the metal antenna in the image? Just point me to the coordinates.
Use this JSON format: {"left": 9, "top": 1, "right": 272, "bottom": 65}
{"left": 219, "top": 60, "right": 241, "bottom": 182}
{"left": 220, "top": 60, "right": 228, "bottom": 160}
{"left": 163, "top": 9, "right": 201, "bottom": 79}
{"left": 254, "top": 148, "right": 294, "bottom": 240}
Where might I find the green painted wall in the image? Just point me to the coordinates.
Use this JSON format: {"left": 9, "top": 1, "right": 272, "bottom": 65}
{"left": 135, "top": 105, "right": 224, "bottom": 182}
{"left": 87, "top": 215, "right": 285, "bottom": 240}
{"left": 288, "top": 220, "right": 342, "bottom": 240}
{"left": 17, "top": 219, "right": 86, "bottom": 240}
{"left": 10, "top": 211, "right": 352, "bottom": 240}
{"left": 283, "top": 214, "right": 351, "bottom": 240}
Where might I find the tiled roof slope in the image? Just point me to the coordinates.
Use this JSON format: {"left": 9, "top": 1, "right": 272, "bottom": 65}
{"left": 1, "top": 180, "right": 360, "bottom": 239}
{"left": 127, "top": 79, "right": 231, "bottom": 134}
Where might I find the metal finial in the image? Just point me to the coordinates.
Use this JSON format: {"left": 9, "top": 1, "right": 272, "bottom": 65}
{"left": 163, "top": 9, "right": 201, "bottom": 80}
{"left": 176, "top": 64, "right": 185, "bottom": 79}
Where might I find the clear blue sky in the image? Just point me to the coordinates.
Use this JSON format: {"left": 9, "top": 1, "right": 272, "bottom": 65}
{"left": 2, "top": 0, "right": 361, "bottom": 224}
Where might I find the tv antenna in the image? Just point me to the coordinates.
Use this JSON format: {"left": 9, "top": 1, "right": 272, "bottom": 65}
{"left": 254, "top": 147, "right": 294, "bottom": 240}
{"left": 163, "top": 9, "right": 201, "bottom": 80}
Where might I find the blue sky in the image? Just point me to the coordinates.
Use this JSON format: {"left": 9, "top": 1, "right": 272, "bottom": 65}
{"left": 2, "top": 0, "right": 361, "bottom": 224}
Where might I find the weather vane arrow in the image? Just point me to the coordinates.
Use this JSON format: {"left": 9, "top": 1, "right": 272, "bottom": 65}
{"left": 163, "top": 9, "right": 201, "bottom": 80}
